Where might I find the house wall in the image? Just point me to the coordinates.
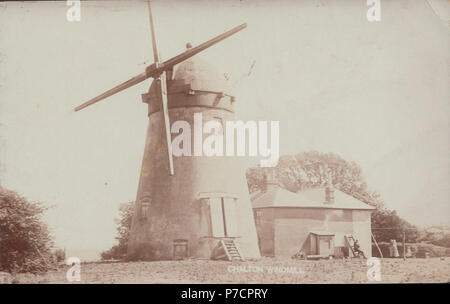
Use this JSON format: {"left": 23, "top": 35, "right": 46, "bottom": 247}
{"left": 253, "top": 208, "right": 275, "bottom": 256}
{"left": 351, "top": 210, "right": 372, "bottom": 257}
{"left": 258, "top": 208, "right": 372, "bottom": 257}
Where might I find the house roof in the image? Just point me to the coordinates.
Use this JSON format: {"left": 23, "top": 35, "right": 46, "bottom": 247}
{"left": 251, "top": 186, "right": 375, "bottom": 211}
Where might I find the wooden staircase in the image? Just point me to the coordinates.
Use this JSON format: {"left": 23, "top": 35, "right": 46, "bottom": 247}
{"left": 221, "top": 239, "right": 244, "bottom": 261}
{"left": 210, "top": 239, "right": 243, "bottom": 261}
{"left": 210, "top": 238, "right": 245, "bottom": 261}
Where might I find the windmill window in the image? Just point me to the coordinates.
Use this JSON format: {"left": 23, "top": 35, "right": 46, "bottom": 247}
{"left": 255, "top": 210, "right": 262, "bottom": 225}
{"left": 213, "top": 117, "right": 224, "bottom": 125}
{"left": 140, "top": 197, "right": 151, "bottom": 220}
{"left": 141, "top": 203, "right": 149, "bottom": 219}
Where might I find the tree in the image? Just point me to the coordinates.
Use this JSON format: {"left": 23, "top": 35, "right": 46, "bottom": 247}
{"left": 100, "top": 201, "right": 134, "bottom": 260}
{"left": 52, "top": 248, "right": 66, "bottom": 263}
{"left": 247, "top": 151, "right": 384, "bottom": 208}
{"left": 0, "top": 187, "right": 55, "bottom": 273}
{"left": 371, "top": 209, "right": 419, "bottom": 243}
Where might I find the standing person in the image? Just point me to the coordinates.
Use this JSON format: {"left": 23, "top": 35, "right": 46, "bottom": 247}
{"left": 390, "top": 239, "right": 400, "bottom": 258}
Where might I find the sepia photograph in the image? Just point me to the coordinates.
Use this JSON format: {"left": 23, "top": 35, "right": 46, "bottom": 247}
{"left": 0, "top": 0, "right": 448, "bottom": 292}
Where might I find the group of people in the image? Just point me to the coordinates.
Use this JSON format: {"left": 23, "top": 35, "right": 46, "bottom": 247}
{"left": 292, "top": 238, "right": 408, "bottom": 259}
{"left": 354, "top": 238, "right": 409, "bottom": 258}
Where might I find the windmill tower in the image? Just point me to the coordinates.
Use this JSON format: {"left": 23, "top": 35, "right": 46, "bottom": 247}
{"left": 74, "top": 2, "right": 260, "bottom": 260}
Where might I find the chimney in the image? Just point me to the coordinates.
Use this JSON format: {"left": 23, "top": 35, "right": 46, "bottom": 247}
{"left": 264, "top": 168, "right": 278, "bottom": 192}
{"left": 325, "top": 169, "right": 334, "bottom": 204}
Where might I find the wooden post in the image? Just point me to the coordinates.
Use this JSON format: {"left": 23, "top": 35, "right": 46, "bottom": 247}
{"left": 403, "top": 231, "right": 406, "bottom": 261}
{"left": 372, "top": 233, "right": 383, "bottom": 259}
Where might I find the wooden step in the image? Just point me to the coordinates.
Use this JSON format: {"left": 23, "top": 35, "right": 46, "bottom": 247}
{"left": 219, "top": 239, "right": 244, "bottom": 261}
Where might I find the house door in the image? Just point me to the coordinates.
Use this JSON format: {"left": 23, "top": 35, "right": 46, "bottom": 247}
{"left": 209, "top": 197, "right": 238, "bottom": 237}
{"left": 318, "top": 237, "right": 333, "bottom": 256}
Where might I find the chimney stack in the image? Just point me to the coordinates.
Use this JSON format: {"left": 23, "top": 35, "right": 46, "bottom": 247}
{"left": 264, "top": 167, "right": 278, "bottom": 192}
{"left": 325, "top": 169, "right": 334, "bottom": 204}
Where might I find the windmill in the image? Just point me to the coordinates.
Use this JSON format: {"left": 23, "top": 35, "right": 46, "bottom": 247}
{"left": 75, "top": 1, "right": 261, "bottom": 260}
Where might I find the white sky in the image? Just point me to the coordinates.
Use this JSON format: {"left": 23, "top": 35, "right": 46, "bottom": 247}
{"left": 0, "top": 0, "right": 448, "bottom": 260}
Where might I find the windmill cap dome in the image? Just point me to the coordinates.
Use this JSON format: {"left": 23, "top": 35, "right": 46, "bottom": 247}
{"left": 171, "top": 55, "right": 232, "bottom": 94}
{"left": 143, "top": 55, "right": 236, "bottom": 115}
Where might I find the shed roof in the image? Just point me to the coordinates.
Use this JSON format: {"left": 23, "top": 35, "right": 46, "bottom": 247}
{"left": 251, "top": 186, "right": 375, "bottom": 210}
{"left": 310, "top": 231, "right": 335, "bottom": 236}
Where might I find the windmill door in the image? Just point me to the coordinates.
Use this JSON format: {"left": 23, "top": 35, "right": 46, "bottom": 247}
{"left": 209, "top": 197, "right": 239, "bottom": 237}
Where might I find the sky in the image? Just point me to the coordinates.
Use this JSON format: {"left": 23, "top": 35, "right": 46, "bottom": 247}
{"left": 0, "top": 0, "right": 448, "bottom": 260}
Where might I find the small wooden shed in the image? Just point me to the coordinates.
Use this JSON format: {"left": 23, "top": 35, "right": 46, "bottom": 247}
{"left": 309, "top": 231, "right": 335, "bottom": 257}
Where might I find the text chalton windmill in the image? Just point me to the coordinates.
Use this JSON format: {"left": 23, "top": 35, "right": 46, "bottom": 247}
{"left": 75, "top": 1, "right": 261, "bottom": 260}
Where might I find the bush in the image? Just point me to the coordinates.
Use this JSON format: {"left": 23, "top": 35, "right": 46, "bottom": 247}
{"left": 430, "top": 234, "right": 450, "bottom": 248}
{"left": 372, "top": 242, "right": 450, "bottom": 258}
{"left": 0, "top": 187, "right": 55, "bottom": 273}
{"left": 53, "top": 248, "right": 66, "bottom": 263}
{"left": 100, "top": 201, "right": 134, "bottom": 260}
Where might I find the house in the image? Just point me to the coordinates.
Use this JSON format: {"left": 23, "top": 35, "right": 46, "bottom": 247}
{"left": 251, "top": 180, "right": 375, "bottom": 258}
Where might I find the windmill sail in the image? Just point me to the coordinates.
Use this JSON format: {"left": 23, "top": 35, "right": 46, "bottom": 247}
{"left": 74, "top": 23, "right": 247, "bottom": 112}
{"left": 147, "top": 1, "right": 174, "bottom": 175}
{"left": 156, "top": 71, "right": 174, "bottom": 175}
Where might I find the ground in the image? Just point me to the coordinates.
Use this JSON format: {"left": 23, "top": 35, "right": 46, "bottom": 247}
{"left": 12, "top": 257, "right": 450, "bottom": 284}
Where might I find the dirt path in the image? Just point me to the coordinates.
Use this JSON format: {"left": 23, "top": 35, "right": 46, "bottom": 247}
{"left": 14, "top": 257, "right": 450, "bottom": 284}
